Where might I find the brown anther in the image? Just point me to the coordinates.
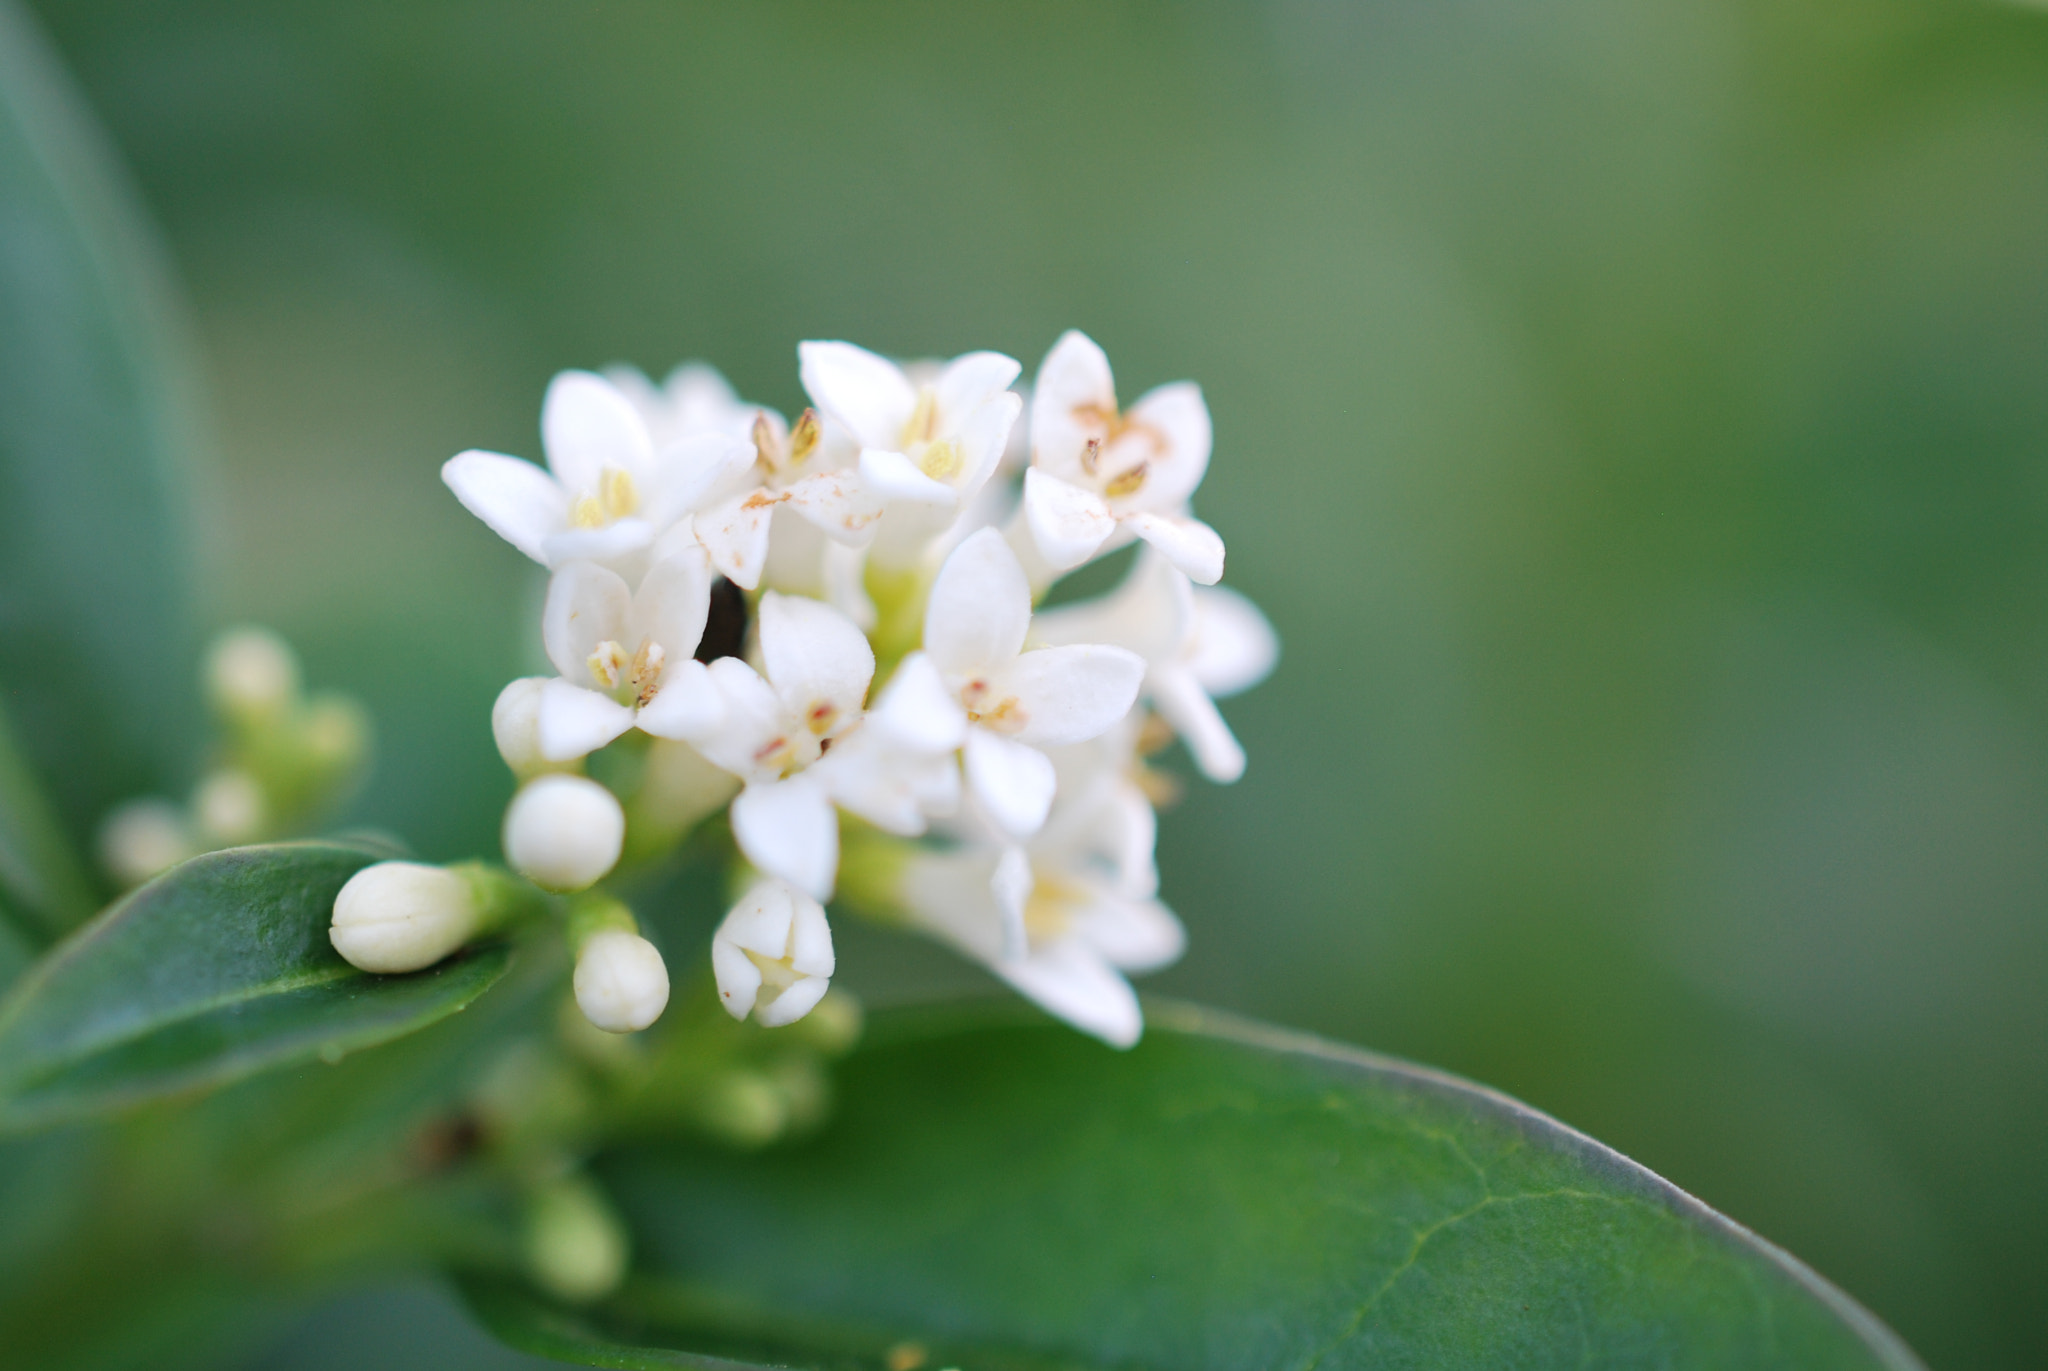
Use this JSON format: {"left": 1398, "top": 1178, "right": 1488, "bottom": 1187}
{"left": 789, "top": 408, "right": 821, "bottom": 464}
{"left": 806, "top": 701, "right": 839, "bottom": 735}
{"left": 753, "top": 736, "right": 791, "bottom": 764}
{"left": 1080, "top": 436, "right": 1103, "bottom": 476}
{"left": 752, "top": 411, "right": 782, "bottom": 471}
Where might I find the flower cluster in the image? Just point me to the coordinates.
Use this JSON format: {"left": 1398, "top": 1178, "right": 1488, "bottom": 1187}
{"left": 341, "top": 332, "right": 1274, "bottom": 1048}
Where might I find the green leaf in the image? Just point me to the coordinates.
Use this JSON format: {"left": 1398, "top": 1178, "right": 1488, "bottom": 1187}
{"left": 0, "top": 0, "right": 206, "bottom": 856}
{"left": 0, "top": 697, "right": 97, "bottom": 952}
{"left": 0, "top": 841, "right": 510, "bottom": 1133}
{"left": 462, "top": 1002, "right": 1921, "bottom": 1371}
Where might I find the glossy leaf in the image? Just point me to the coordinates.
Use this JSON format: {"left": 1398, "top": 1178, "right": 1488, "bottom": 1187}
{"left": 464, "top": 1002, "right": 1921, "bottom": 1371}
{"left": 0, "top": 841, "right": 510, "bottom": 1133}
{"left": 0, "top": 0, "right": 205, "bottom": 854}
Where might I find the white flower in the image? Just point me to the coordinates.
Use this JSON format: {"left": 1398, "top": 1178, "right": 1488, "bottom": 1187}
{"left": 503, "top": 774, "right": 625, "bottom": 892}
{"left": 574, "top": 928, "right": 671, "bottom": 1032}
{"left": 97, "top": 799, "right": 197, "bottom": 888}
{"left": 1034, "top": 549, "right": 1277, "bottom": 782}
{"left": 204, "top": 626, "right": 299, "bottom": 722}
{"left": 923, "top": 528, "right": 1145, "bottom": 838}
{"left": 1021, "top": 330, "right": 1224, "bottom": 584}
{"left": 531, "top": 551, "right": 715, "bottom": 761}
{"left": 329, "top": 861, "right": 481, "bottom": 974}
{"left": 900, "top": 778, "right": 1183, "bottom": 1049}
{"left": 661, "top": 593, "right": 960, "bottom": 899}
{"left": 442, "top": 369, "right": 755, "bottom": 573}
{"left": 712, "top": 878, "right": 836, "bottom": 1026}
{"left": 799, "top": 341, "right": 1022, "bottom": 567}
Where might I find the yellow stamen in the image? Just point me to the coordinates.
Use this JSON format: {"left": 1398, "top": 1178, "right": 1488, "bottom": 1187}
{"left": 915, "top": 439, "right": 962, "bottom": 481}
{"left": 789, "top": 408, "right": 821, "bottom": 465}
{"left": 569, "top": 494, "right": 605, "bottom": 528}
{"left": 599, "top": 466, "right": 639, "bottom": 520}
{"left": 1103, "top": 462, "right": 1148, "bottom": 499}
{"left": 1024, "top": 874, "right": 1086, "bottom": 943}
{"left": 752, "top": 411, "right": 782, "bottom": 473}
{"left": 630, "top": 640, "right": 666, "bottom": 706}
{"left": 901, "top": 387, "right": 939, "bottom": 446}
{"left": 805, "top": 701, "right": 840, "bottom": 736}
{"left": 586, "top": 640, "right": 629, "bottom": 689}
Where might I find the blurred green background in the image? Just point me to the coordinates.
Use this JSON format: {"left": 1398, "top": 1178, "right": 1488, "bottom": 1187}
{"left": 16, "top": 0, "right": 2048, "bottom": 1365}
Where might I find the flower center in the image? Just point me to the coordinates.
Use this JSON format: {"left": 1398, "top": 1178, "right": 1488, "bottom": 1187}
{"left": 960, "top": 677, "right": 1028, "bottom": 733}
{"left": 569, "top": 465, "right": 641, "bottom": 528}
{"left": 587, "top": 637, "right": 667, "bottom": 706}
{"left": 1023, "top": 873, "right": 1086, "bottom": 945}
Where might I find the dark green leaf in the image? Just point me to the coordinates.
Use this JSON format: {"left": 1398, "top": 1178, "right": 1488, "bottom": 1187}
{"left": 0, "top": 0, "right": 205, "bottom": 856}
{"left": 0, "top": 697, "right": 96, "bottom": 951}
{"left": 0, "top": 841, "right": 510, "bottom": 1133}
{"left": 464, "top": 1002, "right": 1921, "bottom": 1371}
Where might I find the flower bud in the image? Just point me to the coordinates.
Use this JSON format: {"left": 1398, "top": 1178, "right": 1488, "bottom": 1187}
{"left": 503, "top": 775, "right": 624, "bottom": 892}
{"left": 522, "top": 1174, "right": 628, "bottom": 1304}
{"left": 303, "top": 694, "right": 371, "bottom": 772}
{"left": 97, "top": 798, "right": 197, "bottom": 888}
{"left": 491, "top": 677, "right": 575, "bottom": 780}
{"left": 329, "top": 861, "right": 480, "bottom": 973}
{"left": 192, "top": 768, "right": 267, "bottom": 844}
{"left": 573, "top": 928, "right": 670, "bottom": 1033}
{"left": 712, "top": 878, "right": 835, "bottom": 1027}
{"left": 205, "top": 626, "right": 301, "bottom": 722}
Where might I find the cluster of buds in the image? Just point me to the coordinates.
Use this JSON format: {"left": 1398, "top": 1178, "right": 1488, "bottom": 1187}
{"left": 334, "top": 332, "right": 1274, "bottom": 1048}
{"left": 99, "top": 627, "right": 371, "bottom": 887}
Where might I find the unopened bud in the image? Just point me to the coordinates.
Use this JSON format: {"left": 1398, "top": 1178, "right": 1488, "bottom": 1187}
{"left": 522, "top": 1174, "right": 628, "bottom": 1304}
{"left": 97, "top": 798, "right": 198, "bottom": 888}
{"left": 712, "top": 878, "right": 835, "bottom": 1027}
{"left": 695, "top": 1069, "right": 788, "bottom": 1148}
{"left": 302, "top": 694, "right": 371, "bottom": 771}
{"left": 193, "top": 768, "right": 267, "bottom": 844}
{"left": 573, "top": 928, "right": 670, "bottom": 1033}
{"left": 205, "top": 626, "right": 301, "bottom": 722}
{"left": 492, "top": 677, "right": 576, "bottom": 780}
{"left": 503, "top": 774, "right": 623, "bottom": 892}
{"left": 330, "top": 861, "right": 480, "bottom": 973}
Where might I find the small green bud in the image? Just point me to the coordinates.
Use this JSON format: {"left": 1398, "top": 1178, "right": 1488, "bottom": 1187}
{"left": 522, "top": 1174, "right": 628, "bottom": 1305}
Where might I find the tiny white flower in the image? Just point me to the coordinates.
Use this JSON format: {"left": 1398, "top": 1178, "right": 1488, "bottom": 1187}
{"left": 923, "top": 528, "right": 1145, "bottom": 838}
{"left": 799, "top": 341, "right": 1022, "bottom": 567}
{"left": 329, "top": 860, "right": 480, "bottom": 974}
{"left": 204, "top": 626, "right": 300, "bottom": 722}
{"left": 97, "top": 798, "right": 197, "bottom": 887}
{"left": 712, "top": 877, "right": 836, "bottom": 1026}
{"left": 531, "top": 551, "right": 716, "bottom": 762}
{"left": 900, "top": 781, "right": 1183, "bottom": 1049}
{"left": 573, "top": 928, "right": 671, "bottom": 1032}
{"left": 503, "top": 774, "right": 625, "bottom": 892}
{"left": 661, "top": 593, "right": 961, "bottom": 899}
{"left": 442, "top": 369, "right": 755, "bottom": 573}
{"left": 1022, "top": 330, "right": 1224, "bottom": 584}
{"left": 491, "top": 677, "right": 579, "bottom": 779}
{"left": 1034, "top": 549, "right": 1277, "bottom": 782}
{"left": 193, "top": 768, "right": 266, "bottom": 844}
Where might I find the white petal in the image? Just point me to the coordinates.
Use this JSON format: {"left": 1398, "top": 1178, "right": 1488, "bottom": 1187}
{"left": 787, "top": 889, "right": 835, "bottom": 976}
{"left": 991, "top": 844, "right": 1032, "bottom": 962}
{"left": 899, "top": 849, "right": 1008, "bottom": 964}
{"left": 997, "top": 645, "right": 1146, "bottom": 748}
{"left": 536, "top": 680, "right": 636, "bottom": 763}
{"left": 1106, "top": 780, "right": 1161, "bottom": 899}
{"left": 730, "top": 776, "right": 839, "bottom": 900}
{"left": 442, "top": 451, "right": 563, "bottom": 564}
{"left": 964, "top": 729, "right": 1056, "bottom": 837}
{"left": 1072, "top": 891, "right": 1185, "bottom": 974}
{"left": 1188, "top": 585, "right": 1279, "bottom": 697}
{"left": 650, "top": 433, "right": 759, "bottom": 524}
{"left": 924, "top": 528, "right": 1031, "bottom": 676}
{"left": 1151, "top": 666, "right": 1246, "bottom": 783}
{"left": 1119, "top": 381, "right": 1212, "bottom": 509}
{"left": 816, "top": 732, "right": 958, "bottom": 835}
{"left": 758, "top": 593, "right": 875, "bottom": 720}
{"left": 634, "top": 658, "right": 725, "bottom": 742}
{"left": 1126, "top": 510, "right": 1225, "bottom": 585}
{"left": 755, "top": 975, "right": 830, "bottom": 1027}
{"left": 542, "top": 370, "right": 655, "bottom": 492}
{"left": 1022, "top": 469, "right": 1116, "bottom": 572}
{"left": 693, "top": 494, "right": 776, "bottom": 590}
{"left": 1032, "top": 546, "right": 1191, "bottom": 663}
{"left": 542, "top": 561, "right": 632, "bottom": 683}
{"left": 994, "top": 940, "right": 1143, "bottom": 1049}
{"left": 1028, "top": 330, "right": 1117, "bottom": 481}
{"left": 662, "top": 362, "right": 751, "bottom": 437}
{"left": 628, "top": 551, "right": 713, "bottom": 661}
{"left": 711, "top": 940, "right": 763, "bottom": 1021}
{"left": 931, "top": 350, "right": 1022, "bottom": 429}
{"left": 867, "top": 652, "right": 967, "bottom": 752}
{"left": 684, "top": 658, "right": 789, "bottom": 778}
{"left": 783, "top": 469, "right": 884, "bottom": 546}
{"left": 539, "top": 518, "right": 657, "bottom": 571}
{"left": 799, "top": 341, "right": 917, "bottom": 450}
{"left": 950, "top": 390, "right": 1023, "bottom": 505}
{"left": 858, "top": 447, "right": 959, "bottom": 506}
{"left": 718, "top": 877, "right": 798, "bottom": 958}
{"left": 821, "top": 537, "right": 878, "bottom": 630}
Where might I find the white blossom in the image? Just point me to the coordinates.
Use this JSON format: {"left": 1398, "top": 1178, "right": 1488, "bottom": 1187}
{"left": 204, "top": 626, "right": 299, "bottom": 722}
{"left": 923, "top": 528, "right": 1145, "bottom": 837}
{"left": 532, "top": 550, "right": 717, "bottom": 761}
{"left": 799, "top": 341, "right": 1021, "bottom": 568}
{"left": 503, "top": 774, "right": 625, "bottom": 892}
{"left": 712, "top": 877, "right": 836, "bottom": 1026}
{"left": 1034, "top": 548, "right": 1277, "bottom": 782}
{"left": 329, "top": 861, "right": 480, "bottom": 974}
{"left": 660, "top": 593, "right": 959, "bottom": 898}
{"left": 1022, "top": 330, "right": 1224, "bottom": 584}
{"left": 900, "top": 765, "right": 1182, "bottom": 1049}
{"left": 442, "top": 369, "right": 755, "bottom": 574}
{"left": 574, "top": 928, "right": 671, "bottom": 1033}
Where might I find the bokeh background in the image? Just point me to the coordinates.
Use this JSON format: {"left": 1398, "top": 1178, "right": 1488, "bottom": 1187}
{"left": 16, "top": 1, "right": 2048, "bottom": 1365}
